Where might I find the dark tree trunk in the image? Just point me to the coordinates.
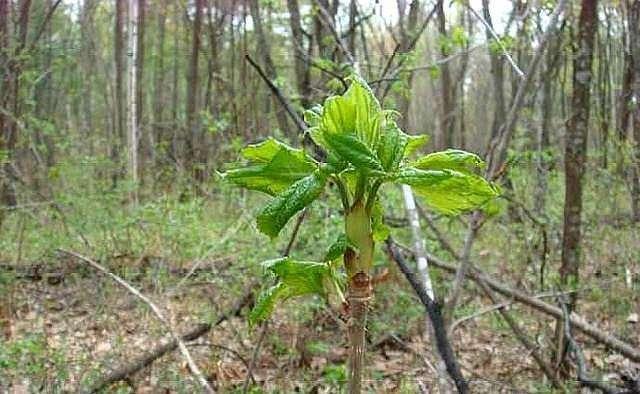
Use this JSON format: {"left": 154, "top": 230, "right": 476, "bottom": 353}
{"left": 482, "top": 0, "right": 506, "bottom": 147}
{"left": 629, "top": 0, "right": 640, "bottom": 222}
{"left": 152, "top": 3, "right": 166, "bottom": 164}
{"left": 287, "top": 0, "right": 311, "bottom": 108}
{"left": 249, "top": 0, "right": 291, "bottom": 137}
{"left": 559, "top": 0, "right": 598, "bottom": 314}
{"left": 186, "top": 0, "right": 203, "bottom": 174}
{"left": 436, "top": 0, "right": 454, "bottom": 149}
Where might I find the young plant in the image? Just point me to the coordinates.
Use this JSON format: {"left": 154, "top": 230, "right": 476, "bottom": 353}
{"left": 221, "top": 76, "right": 498, "bottom": 393}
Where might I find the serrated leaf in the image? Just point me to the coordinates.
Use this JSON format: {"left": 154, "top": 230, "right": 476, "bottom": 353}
{"left": 397, "top": 167, "right": 499, "bottom": 215}
{"left": 412, "top": 149, "right": 484, "bottom": 174}
{"left": 263, "top": 257, "right": 330, "bottom": 295}
{"left": 313, "top": 76, "right": 383, "bottom": 154}
{"left": 257, "top": 171, "right": 327, "bottom": 238}
{"left": 377, "top": 121, "right": 407, "bottom": 171}
{"left": 249, "top": 282, "right": 289, "bottom": 326}
{"left": 222, "top": 138, "right": 316, "bottom": 196}
{"left": 405, "top": 134, "right": 429, "bottom": 156}
{"left": 249, "top": 258, "right": 331, "bottom": 326}
{"left": 324, "top": 133, "right": 383, "bottom": 171}
{"left": 344, "top": 75, "right": 382, "bottom": 148}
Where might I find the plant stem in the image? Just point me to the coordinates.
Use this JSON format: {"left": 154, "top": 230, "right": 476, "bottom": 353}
{"left": 344, "top": 199, "right": 374, "bottom": 393}
{"left": 347, "top": 272, "right": 371, "bottom": 394}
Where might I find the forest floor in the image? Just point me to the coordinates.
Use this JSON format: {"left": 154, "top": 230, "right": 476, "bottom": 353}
{"left": 1, "top": 168, "right": 639, "bottom": 393}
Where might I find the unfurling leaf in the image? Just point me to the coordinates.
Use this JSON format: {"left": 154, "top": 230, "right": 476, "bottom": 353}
{"left": 412, "top": 149, "right": 484, "bottom": 175}
{"left": 249, "top": 282, "right": 289, "bottom": 326}
{"left": 221, "top": 138, "right": 316, "bottom": 196}
{"left": 324, "top": 233, "right": 358, "bottom": 261}
{"left": 324, "top": 133, "right": 383, "bottom": 172}
{"left": 257, "top": 171, "right": 327, "bottom": 238}
{"left": 249, "top": 257, "right": 331, "bottom": 325}
{"left": 310, "top": 76, "right": 384, "bottom": 168}
{"left": 397, "top": 167, "right": 499, "bottom": 215}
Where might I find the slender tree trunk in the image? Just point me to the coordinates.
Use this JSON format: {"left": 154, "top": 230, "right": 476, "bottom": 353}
{"left": 0, "top": 0, "right": 13, "bottom": 222}
{"left": 436, "top": 0, "right": 454, "bottom": 149}
{"left": 249, "top": 0, "right": 291, "bottom": 137}
{"left": 629, "top": 0, "right": 640, "bottom": 222}
{"left": 556, "top": 0, "right": 598, "bottom": 369}
{"left": 482, "top": 0, "right": 506, "bottom": 147}
{"left": 114, "top": 0, "right": 126, "bottom": 184}
{"left": 152, "top": 3, "right": 165, "bottom": 166}
{"left": 127, "top": 0, "right": 139, "bottom": 203}
{"left": 186, "top": 0, "right": 203, "bottom": 177}
{"left": 170, "top": 2, "right": 179, "bottom": 160}
{"left": 135, "top": 0, "right": 145, "bottom": 181}
{"left": 287, "top": 0, "right": 311, "bottom": 108}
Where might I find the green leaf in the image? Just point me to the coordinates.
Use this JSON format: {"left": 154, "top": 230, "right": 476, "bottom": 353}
{"left": 324, "top": 133, "right": 383, "bottom": 171}
{"left": 313, "top": 75, "right": 383, "bottom": 153}
{"left": 344, "top": 75, "right": 382, "bottom": 148}
{"left": 249, "top": 257, "right": 331, "bottom": 325}
{"left": 412, "top": 149, "right": 484, "bottom": 175}
{"left": 263, "top": 257, "right": 330, "bottom": 295}
{"left": 397, "top": 167, "right": 499, "bottom": 215}
{"left": 221, "top": 138, "right": 316, "bottom": 196}
{"left": 249, "top": 282, "right": 289, "bottom": 326}
{"left": 405, "top": 134, "right": 429, "bottom": 157}
{"left": 257, "top": 171, "right": 327, "bottom": 238}
{"left": 377, "top": 121, "right": 407, "bottom": 171}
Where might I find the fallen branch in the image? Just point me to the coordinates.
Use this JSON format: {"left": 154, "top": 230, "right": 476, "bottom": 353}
{"left": 476, "top": 278, "right": 561, "bottom": 388}
{"left": 418, "top": 250, "right": 640, "bottom": 363}
{"left": 385, "top": 238, "right": 469, "bottom": 394}
{"left": 58, "top": 249, "right": 215, "bottom": 393}
{"left": 560, "top": 298, "right": 623, "bottom": 394}
{"left": 81, "top": 284, "right": 252, "bottom": 393}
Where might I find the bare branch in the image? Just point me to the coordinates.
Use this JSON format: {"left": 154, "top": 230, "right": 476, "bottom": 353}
{"left": 58, "top": 249, "right": 215, "bottom": 394}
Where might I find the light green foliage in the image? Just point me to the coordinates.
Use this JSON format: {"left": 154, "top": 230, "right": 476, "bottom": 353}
{"left": 397, "top": 167, "right": 498, "bottom": 214}
{"left": 222, "top": 138, "right": 317, "bottom": 196}
{"left": 411, "top": 149, "right": 484, "bottom": 174}
{"left": 222, "top": 75, "right": 498, "bottom": 325}
{"left": 256, "top": 170, "right": 327, "bottom": 238}
{"left": 249, "top": 257, "right": 333, "bottom": 325}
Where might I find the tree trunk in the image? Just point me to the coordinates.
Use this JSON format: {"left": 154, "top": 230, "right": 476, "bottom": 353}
{"left": 186, "top": 0, "right": 203, "bottom": 177}
{"left": 249, "top": 0, "right": 291, "bottom": 138}
{"left": 287, "top": 0, "right": 311, "bottom": 108}
{"left": 127, "top": 0, "right": 139, "bottom": 203}
{"left": 436, "top": 0, "right": 454, "bottom": 149}
{"left": 0, "top": 0, "right": 13, "bottom": 223}
{"left": 114, "top": 0, "right": 126, "bottom": 184}
{"left": 152, "top": 3, "right": 166, "bottom": 166}
{"left": 482, "top": 0, "right": 506, "bottom": 147}
{"left": 557, "top": 0, "right": 598, "bottom": 367}
{"left": 629, "top": 0, "right": 640, "bottom": 222}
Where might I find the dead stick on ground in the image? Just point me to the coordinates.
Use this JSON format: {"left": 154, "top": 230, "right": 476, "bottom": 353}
{"left": 83, "top": 287, "right": 253, "bottom": 393}
{"left": 57, "top": 249, "right": 216, "bottom": 394}
{"left": 418, "top": 249, "right": 640, "bottom": 363}
{"left": 560, "top": 297, "right": 622, "bottom": 393}
{"left": 476, "top": 278, "right": 561, "bottom": 388}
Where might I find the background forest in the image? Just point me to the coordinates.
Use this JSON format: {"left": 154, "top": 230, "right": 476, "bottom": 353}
{"left": 1, "top": 0, "right": 639, "bottom": 392}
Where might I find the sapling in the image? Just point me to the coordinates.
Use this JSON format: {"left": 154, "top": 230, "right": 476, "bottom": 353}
{"left": 221, "top": 76, "right": 498, "bottom": 393}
